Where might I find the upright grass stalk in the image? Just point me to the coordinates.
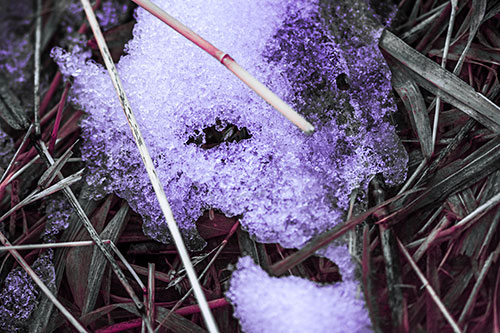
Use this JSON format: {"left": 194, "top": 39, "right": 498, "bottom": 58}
{"left": 146, "top": 263, "right": 156, "bottom": 331}
{"left": 33, "top": 0, "right": 42, "bottom": 136}
{"left": 130, "top": 0, "right": 314, "bottom": 134}
{"left": 49, "top": 82, "right": 71, "bottom": 153}
{"left": 396, "top": 237, "right": 462, "bottom": 333}
{"left": 78, "top": 1, "right": 219, "bottom": 332}
{"left": 431, "top": 0, "right": 457, "bottom": 152}
{"left": 156, "top": 221, "right": 239, "bottom": 332}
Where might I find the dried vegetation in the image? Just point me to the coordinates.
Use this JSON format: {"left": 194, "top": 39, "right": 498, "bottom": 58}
{"left": 0, "top": 0, "right": 499, "bottom": 332}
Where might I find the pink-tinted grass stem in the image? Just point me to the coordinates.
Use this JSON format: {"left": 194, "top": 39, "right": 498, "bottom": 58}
{"left": 97, "top": 299, "right": 229, "bottom": 332}
{"left": 48, "top": 82, "right": 71, "bottom": 154}
{"left": 39, "top": 72, "right": 62, "bottom": 117}
{"left": 396, "top": 237, "right": 461, "bottom": 332}
{"left": 39, "top": 0, "right": 101, "bottom": 117}
{"left": 130, "top": 0, "right": 314, "bottom": 134}
{"left": 494, "top": 268, "right": 500, "bottom": 333}
{"left": 176, "top": 298, "right": 229, "bottom": 316}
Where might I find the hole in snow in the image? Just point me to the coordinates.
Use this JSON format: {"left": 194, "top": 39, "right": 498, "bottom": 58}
{"left": 335, "top": 73, "right": 350, "bottom": 91}
{"left": 187, "top": 121, "right": 252, "bottom": 149}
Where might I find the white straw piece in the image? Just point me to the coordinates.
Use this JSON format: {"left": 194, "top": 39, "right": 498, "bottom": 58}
{"left": 0, "top": 240, "right": 111, "bottom": 251}
{"left": 131, "top": 0, "right": 314, "bottom": 134}
{"left": 78, "top": 1, "right": 219, "bottom": 332}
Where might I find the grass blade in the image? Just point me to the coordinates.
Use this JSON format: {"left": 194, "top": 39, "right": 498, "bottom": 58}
{"left": 0, "top": 73, "right": 29, "bottom": 130}
{"left": 37, "top": 141, "right": 77, "bottom": 189}
{"left": 452, "top": 0, "right": 486, "bottom": 75}
{"left": 380, "top": 30, "right": 500, "bottom": 132}
{"left": 82, "top": 202, "right": 130, "bottom": 314}
{"left": 269, "top": 189, "right": 421, "bottom": 276}
{"left": 431, "top": 0, "right": 457, "bottom": 152}
{"left": 33, "top": 0, "right": 42, "bottom": 136}
{"left": 389, "top": 60, "right": 432, "bottom": 158}
{"left": 0, "top": 240, "right": 111, "bottom": 251}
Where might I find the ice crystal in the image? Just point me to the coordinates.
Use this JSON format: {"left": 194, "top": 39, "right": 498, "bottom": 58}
{"left": 54, "top": 0, "right": 407, "bottom": 249}
{"left": 226, "top": 256, "right": 371, "bottom": 333}
{"left": 64, "top": 0, "right": 130, "bottom": 35}
{"left": 0, "top": 252, "right": 56, "bottom": 332}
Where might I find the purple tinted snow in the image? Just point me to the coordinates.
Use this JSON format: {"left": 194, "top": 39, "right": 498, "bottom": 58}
{"left": 53, "top": 0, "right": 407, "bottom": 249}
{"left": 226, "top": 256, "right": 372, "bottom": 333}
{"left": 0, "top": 0, "right": 33, "bottom": 87}
{"left": 0, "top": 252, "right": 56, "bottom": 332}
{"left": 42, "top": 196, "right": 73, "bottom": 242}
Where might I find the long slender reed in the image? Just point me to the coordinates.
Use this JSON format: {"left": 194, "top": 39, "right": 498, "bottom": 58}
{"left": 78, "top": 1, "right": 219, "bottom": 332}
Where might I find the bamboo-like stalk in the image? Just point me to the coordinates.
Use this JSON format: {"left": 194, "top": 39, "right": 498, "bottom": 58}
{"left": 396, "top": 237, "right": 461, "bottom": 333}
{"left": 0, "top": 231, "right": 87, "bottom": 332}
{"left": 147, "top": 263, "right": 156, "bottom": 330}
{"left": 0, "top": 240, "right": 111, "bottom": 251}
{"left": 130, "top": 0, "right": 314, "bottom": 134}
{"left": 33, "top": 0, "right": 42, "bottom": 136}
{"left": 78, "top": 1, "right": 218, "bottom": 332}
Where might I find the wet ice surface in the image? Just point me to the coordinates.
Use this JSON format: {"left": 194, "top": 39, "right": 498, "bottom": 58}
{"left": 54, "top": 0, "right": 407, "bottom": 250}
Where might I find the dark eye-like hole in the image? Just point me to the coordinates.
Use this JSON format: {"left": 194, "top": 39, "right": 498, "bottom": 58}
{"left": 335, "top": 73, "right": 350, "bottom": 91}
{"left": 187, "top": 122, "right": 252, "bottom": 149}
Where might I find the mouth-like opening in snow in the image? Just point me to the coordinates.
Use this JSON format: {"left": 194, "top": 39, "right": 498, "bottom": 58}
{"left": 335, "top": 73, "right": 350, "bottom": 91}
{"left": 186, "top": 121, "right": 252, "bottom": 149}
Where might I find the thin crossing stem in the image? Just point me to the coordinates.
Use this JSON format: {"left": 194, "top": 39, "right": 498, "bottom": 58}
{"left": 130, "top": 0, "right": 314, "bottom": 134}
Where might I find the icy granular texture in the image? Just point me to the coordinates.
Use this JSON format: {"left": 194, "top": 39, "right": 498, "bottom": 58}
{"left": 226, "top": 256, "right": 371, "bottom": 333}
{"left": 54, "top": 0, "right": 407, "bottom": 249}
{"left": 42, "top": 195, "right": 73, "bottom": 242}
{"left": 0, "top": 252, "right": 56, "bottom": 332}
{"left": 64, "top": 0, "right": 130, "bottom": 34}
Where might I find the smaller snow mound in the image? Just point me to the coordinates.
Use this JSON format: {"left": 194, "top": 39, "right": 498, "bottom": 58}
{"left": 226, "top": 256, "right": 372, "bottom": 333}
